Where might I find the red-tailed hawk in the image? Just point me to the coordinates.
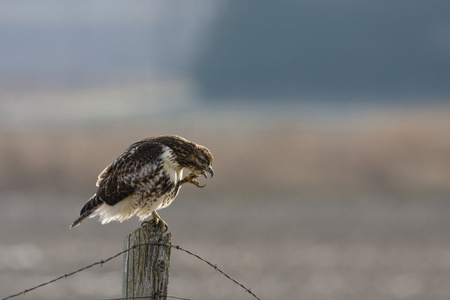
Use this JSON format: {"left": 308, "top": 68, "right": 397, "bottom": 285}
{"left": 70, "top": 135, "right": 213, "bottom": 229}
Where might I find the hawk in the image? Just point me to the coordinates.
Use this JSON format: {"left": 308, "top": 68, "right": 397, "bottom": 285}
{"left": 70, "top": 135, "right": 213, "bottom": 229}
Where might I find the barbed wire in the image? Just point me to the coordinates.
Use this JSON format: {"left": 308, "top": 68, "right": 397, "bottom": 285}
{"left": 2, "top": 244, "right": 127, "bottom": 300}
{"left": 2, "top": 242, "right": 261, "bottom": 300}
{"left": 172, "top": 245, "right": 261, "bottom": 300}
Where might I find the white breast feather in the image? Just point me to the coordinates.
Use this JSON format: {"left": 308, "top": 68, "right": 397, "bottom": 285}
{"left": 160, "top": 147, "right": 183, "bottom": 182}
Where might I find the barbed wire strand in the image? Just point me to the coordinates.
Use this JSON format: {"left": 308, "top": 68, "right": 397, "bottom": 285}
{"left": 173, "top": 245, "right": 261, "bottom": 300}
{"left": 2, "top": 243, "right": 261, "bottom": 300}
{"left": 1, "top": 244, "right": 129, "bottom": 300}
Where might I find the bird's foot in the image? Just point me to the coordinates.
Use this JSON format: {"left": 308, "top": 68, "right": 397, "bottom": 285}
{"left": 181, "top": 173, "right": 205, "bottom": 188}
{"left": 141, "top": 211, "right": 168, "bottom": 232}
{"left": 186, "top": 178, "right": 205, "bottom": 188}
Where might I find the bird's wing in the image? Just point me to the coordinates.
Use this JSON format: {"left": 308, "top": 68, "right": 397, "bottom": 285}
{"left": 96, "top": 140, "right": 164, "bottom": 206}
{"left": 96, "top": 164, "right": 111, "bottom": 187}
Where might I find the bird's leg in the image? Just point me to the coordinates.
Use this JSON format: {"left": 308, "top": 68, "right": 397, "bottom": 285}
{"left": 180, "top": 173, "right": 205, "bottom": 188}
{"left": 152, "top": 211, "right": 168, "bottom": 230}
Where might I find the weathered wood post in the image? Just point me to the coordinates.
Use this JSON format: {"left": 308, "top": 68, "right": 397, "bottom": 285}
{"left": 123, "top": 222, "right": 172, "bottom": 300}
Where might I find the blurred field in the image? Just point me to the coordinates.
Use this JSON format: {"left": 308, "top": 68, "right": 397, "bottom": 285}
{"left": 1, "top": 104, "right": 450, "bottom": 196}
{"left": 1, "top": 99, "right": 450, "bottom": 300}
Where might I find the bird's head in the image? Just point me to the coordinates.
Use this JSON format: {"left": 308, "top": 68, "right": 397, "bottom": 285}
{"left": 159, "top": 135, "right": 214, "bottom": 179}
{"left": 187, "top": 144, "right": 214, "bottom": 179}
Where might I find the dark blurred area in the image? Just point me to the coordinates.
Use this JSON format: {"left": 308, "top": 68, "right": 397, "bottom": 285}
{"left": 1, "top": 1, "right": 450, "bottom": 300}
{"left": 193, "top": 2, "right": 450, "bottom": 101}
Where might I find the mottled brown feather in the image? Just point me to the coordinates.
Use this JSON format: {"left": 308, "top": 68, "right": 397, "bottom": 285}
{"left": 97, "top": 140, "right": 164, "bottom": 206}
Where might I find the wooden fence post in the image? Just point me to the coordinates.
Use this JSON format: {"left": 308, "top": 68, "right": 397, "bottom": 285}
{"left": 123, "top": 222, "right": 172, "bottom": 300}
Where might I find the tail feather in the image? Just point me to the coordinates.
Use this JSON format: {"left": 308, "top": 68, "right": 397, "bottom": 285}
{"left": 70, "top": 194, "right": 102, "bottom": 228}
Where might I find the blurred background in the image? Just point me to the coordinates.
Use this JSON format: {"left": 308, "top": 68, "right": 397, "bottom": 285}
{"left": 1, "top": 1, "right": 450, "bottom": 299}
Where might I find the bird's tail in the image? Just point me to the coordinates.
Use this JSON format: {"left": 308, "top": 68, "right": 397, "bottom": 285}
{"left": 70, "top": 194, "right": 102, "bottom": 228}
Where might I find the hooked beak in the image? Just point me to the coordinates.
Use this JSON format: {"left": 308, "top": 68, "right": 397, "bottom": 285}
{"left": 203, "top": 166, "right": 214, "bottom": 179}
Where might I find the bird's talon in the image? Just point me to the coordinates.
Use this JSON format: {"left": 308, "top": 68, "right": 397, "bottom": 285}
{"left": 156, "top": 220, "right": 168, "bottom": 232}
{"left": 195, "top": 180, "right": 206, "bottom": 188}
{"left": 189, "top": 179, "right": 205, "bottom": 188}
{"left": 148, "top": 211, "right": 168, "bottom": 231}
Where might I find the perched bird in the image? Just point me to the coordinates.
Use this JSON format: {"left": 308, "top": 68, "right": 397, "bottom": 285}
{"left": 70, "top": 135, "right": 214, "bottom": 229}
